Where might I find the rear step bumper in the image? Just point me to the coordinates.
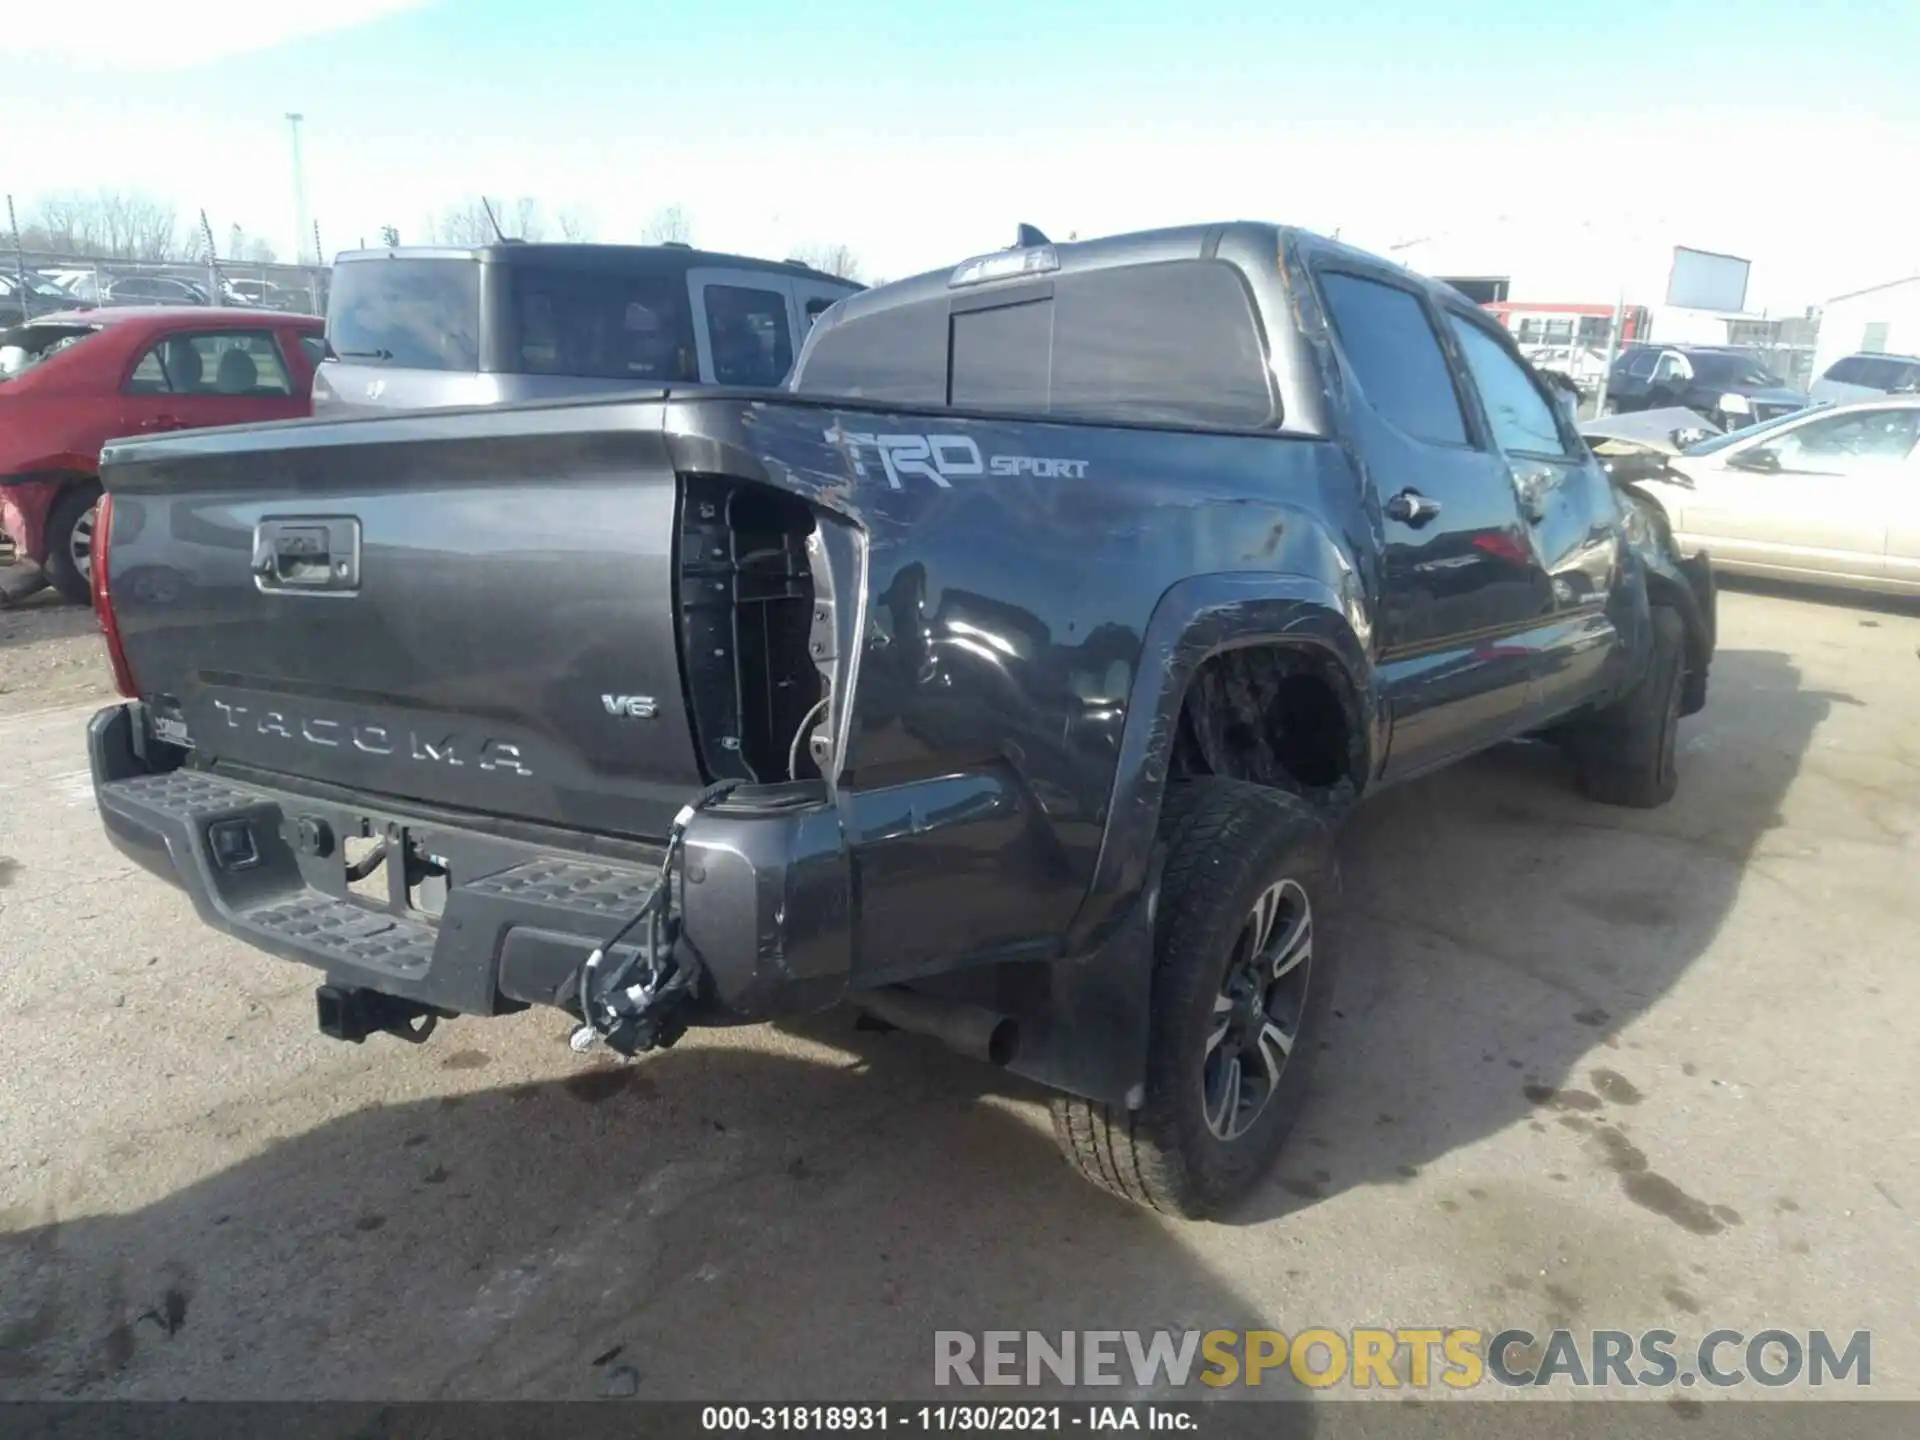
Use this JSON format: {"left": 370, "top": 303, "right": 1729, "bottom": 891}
{"left": 89, "top": 704, "right": 854, "bottom": 1022}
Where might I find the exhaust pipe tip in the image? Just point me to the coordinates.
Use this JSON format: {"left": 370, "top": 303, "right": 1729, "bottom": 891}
{"left": 856, "top": 986, "right": 1019, "bottom": 1068}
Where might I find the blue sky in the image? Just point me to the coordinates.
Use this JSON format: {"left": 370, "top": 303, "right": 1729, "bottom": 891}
{"left": 4, "top": 0, "right": 1913, "bottom": 305}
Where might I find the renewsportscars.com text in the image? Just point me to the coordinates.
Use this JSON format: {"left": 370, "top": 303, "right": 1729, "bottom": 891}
{"left": 934, "top": 1328, "right": 1871, "bottom": 1390}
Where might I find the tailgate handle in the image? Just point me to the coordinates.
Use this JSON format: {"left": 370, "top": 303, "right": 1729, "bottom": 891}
{"left": 253, "top": 518, "right": 360, "bottom": 592}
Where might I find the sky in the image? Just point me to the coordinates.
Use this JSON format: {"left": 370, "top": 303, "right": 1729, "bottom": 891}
{"left": 3, "top": 0, "right": 1914, "bottom": 310}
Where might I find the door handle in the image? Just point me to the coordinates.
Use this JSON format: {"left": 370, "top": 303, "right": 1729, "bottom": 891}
{"left": 1385, "top": 488, "right": 1443, "bottom": 527}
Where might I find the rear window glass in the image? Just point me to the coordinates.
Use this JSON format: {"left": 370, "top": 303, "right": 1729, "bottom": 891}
{"left": 510, "top": 264, "right": 698, "bottom": 382}
{"left": 1049, "top": 262, "right": 1274, "bottom": 426}
{"left": 326, "top": 259, "right": 480, "bottom": 371}
{"left": 950, "top": 299, "right": 1052, "bottom": 410}
{"left": 0, "top": 322, "right": 99, "bottom": 379}
{"left": 803, "top": 259, "right": 1274, "bottom": 428}
{"left": 795, "top": 303, "right": 947, "bottom": 406}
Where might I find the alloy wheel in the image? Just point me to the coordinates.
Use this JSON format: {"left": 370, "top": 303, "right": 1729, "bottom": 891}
{"left": 1200, "top": 878, "right": 1313, "bottom": 1141}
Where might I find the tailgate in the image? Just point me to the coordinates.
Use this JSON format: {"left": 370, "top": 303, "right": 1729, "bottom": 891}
{"left": 101, "top": 405, "right": 819, "bottom": 840}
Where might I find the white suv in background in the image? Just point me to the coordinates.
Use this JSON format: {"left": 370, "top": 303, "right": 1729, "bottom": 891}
{"left": 1812, "top": 352, "right": 1920, "bottom": 404}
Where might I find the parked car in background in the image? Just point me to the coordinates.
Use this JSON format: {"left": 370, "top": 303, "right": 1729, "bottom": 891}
{"left": 1603, "top": 344, "right": 1808, "bottom": 431}
{"left": 0, "top": 307, "right": 323, "bottom": 602}
{"left": 312, "top": 242, "right": 861, "bottom": 414}
{"left": 103, "top": 275, "right": 212, "bottom": 307}
{"left": 1811, "top": 352, "right": 1920, "bottom": 405}
{"left": 1628, "top": 396, "right": 1920, "bottom": 596}
{"left": 224, "top": 278, "right": 297, "bottom": 311}
{"left": 1, "top": 271, "right": 81, "bottom": 326}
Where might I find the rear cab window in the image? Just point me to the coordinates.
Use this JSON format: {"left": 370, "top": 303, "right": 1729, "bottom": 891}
{"left": 797, "top": 257, "right": 1275, "bottom": 428}
{"left": 326, "top": 259, "right": 480, "bottom": 371}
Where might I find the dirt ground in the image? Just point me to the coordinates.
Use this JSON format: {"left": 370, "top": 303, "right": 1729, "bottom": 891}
{"left": 0, "top": 584, "right": 115, "bottom": 718}
{"left": 2, "top": 576, "right": 1917, "bottom": 1419}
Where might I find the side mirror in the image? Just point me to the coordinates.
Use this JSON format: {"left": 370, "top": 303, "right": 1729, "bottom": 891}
{"left": 1730, "top": 446, "right": 1781, "bottom": 473}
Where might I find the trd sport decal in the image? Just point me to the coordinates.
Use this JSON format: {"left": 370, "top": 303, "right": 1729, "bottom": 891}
{"left": 824, "top": 425, "right": 1090, "bottom": 488}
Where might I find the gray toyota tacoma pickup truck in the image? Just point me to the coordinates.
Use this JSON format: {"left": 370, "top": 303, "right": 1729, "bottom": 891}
{"left": 87, "top": 222, "right": 1715, "bottom": 1217}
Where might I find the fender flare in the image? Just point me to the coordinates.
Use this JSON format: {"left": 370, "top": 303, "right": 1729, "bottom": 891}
{"left": 1063, "top": 572, "right": 1380, "bottom": 954}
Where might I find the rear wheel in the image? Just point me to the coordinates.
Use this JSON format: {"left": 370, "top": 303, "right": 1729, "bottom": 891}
{"left": 1050, "top": 778, "right": 1339, "bottom": 1217}
{"left": 43, "top": 481, "right": 102, "bottom": 605}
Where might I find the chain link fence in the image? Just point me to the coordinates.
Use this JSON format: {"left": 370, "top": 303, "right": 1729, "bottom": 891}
{"left": 7, "top": 250, "right": 330, "bottom": 319}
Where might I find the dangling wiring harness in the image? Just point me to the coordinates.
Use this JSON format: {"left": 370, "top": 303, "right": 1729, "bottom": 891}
{"left": 568, "top": 779, "right": 740, "bottom": 1057}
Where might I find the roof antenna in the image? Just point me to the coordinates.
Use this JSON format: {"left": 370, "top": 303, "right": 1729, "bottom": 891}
{"left": 1013, "top": 223, "right": 1051, "bottom": 249}
{"left": 480, "top": 195, "right": 512, "bottom": 244}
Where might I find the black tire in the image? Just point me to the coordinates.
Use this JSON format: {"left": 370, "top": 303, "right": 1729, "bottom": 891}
{"left": 42, "top": 481, "right": 102, "bottom": 605}
{"left": 1571, "top": 606, "right": 1686, "bottom": 808}
{"left": 1050, "top": 778, "right": 1339, "bottom": 1218}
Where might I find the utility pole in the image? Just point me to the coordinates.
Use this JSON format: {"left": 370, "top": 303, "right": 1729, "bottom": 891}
{"left": 286, "top": 112, "right": 311, "bottom": 265}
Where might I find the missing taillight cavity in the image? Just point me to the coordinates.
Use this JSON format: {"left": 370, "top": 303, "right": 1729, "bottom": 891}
{"left": 678, "top": 475, "right": 825, "bottom": 784}
{"left": 90, "top": 491, "right": 140, "bottom": 699}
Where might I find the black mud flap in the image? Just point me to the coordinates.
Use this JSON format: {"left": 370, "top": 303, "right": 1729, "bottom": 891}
{"left": 1677, "top": 552, "right": 1716, "bottom": 716}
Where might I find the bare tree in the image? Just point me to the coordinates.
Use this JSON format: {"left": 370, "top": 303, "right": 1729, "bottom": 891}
{"left": 25, "top": 189, "right": 184, "bottom": 260}
{"left": 244, "top": 237, "right": 278, "bottom": 264}
{"left": 557, "top": 204, "right": 595, "bottom": 242}
{"left": 510, "top": 197, "right": 546, "bottom": 242}
{"left": 642, "top": 204, "right": 692, "bottom": 245}
{"left": 792, "top": 243, "right": 862, "bottom": 280}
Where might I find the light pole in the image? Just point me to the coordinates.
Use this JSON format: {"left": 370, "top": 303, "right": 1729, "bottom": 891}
{"left": 286, "top": 112, "right": 311, "bottom": 265}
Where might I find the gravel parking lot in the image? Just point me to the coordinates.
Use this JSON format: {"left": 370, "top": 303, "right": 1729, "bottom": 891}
{"left": 2, "top": 576, "right": 1916, "bottom": 1411}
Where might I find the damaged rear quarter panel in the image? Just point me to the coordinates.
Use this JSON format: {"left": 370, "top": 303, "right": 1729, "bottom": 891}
{"left": 673, "top": 397, "right": 1378, "bottom": 980}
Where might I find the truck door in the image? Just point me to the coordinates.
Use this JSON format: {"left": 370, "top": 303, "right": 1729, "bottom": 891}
{"left": 1442, "top": 306, "right": 1623, "bottom": 723}
{"left": 1312, "top": 266, "right": 1551, "bottom": 781}
{"left": 687, "top": 267, "right": 797, "bottom": 387}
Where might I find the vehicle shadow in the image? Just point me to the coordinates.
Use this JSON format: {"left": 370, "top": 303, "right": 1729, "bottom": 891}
{"left": 0, "top": 1045, "right": 1300, "bottom": 1419}
{"left": 1225, "top": 644, "right": 1839, "bottom": 1224}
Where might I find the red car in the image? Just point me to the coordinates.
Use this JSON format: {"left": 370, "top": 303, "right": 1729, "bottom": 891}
{"left": 0, "top": 307, "right": 324, "bottom": 602}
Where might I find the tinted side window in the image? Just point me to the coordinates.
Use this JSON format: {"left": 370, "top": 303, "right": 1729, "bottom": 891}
{"left": 950, "top": 299, "right": 1051, "bottom": 411}
{"left": 794, "top": 303, "right": 947, "bottom": 406}
{"left": 1447, "top": 316, "right": 1570, "bottom": 457}
{"left": 1317, "top": 272, "right": 1466, "bottom": 445}
{"left": 326, "top": 259, "right": 479, "bottom": 372}
{"left": 706, "top": 284, "right": 793, "bottom": 386}
{"left": 1824, "top": 356, "right": 1863, "bottom": 384}
{"left": 509, "top": 265, "right": 696, "bottom": 382}
{"left": 1625, "top": 349, "right": 1658, "bottom": 379}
